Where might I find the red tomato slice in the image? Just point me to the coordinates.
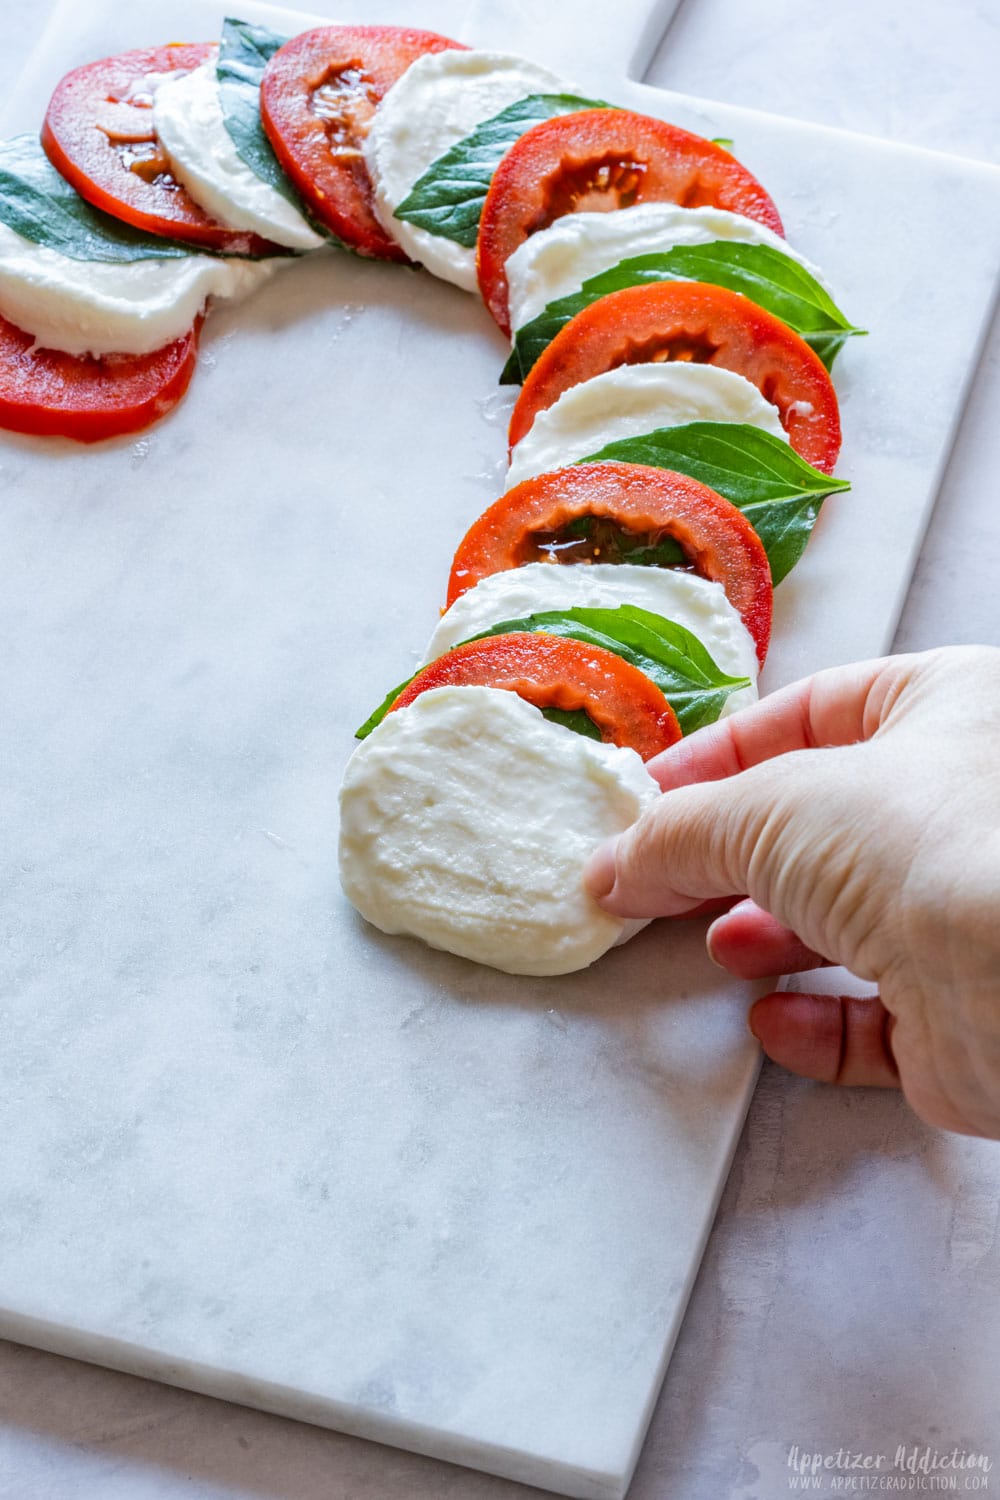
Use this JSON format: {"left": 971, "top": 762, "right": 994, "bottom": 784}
{"left": 477, "top": 110, "right": 784, "bottom": 334}
{"left": 447, "top": 461, "right": 773, "bottom": 665}
{"left": 260, "top": 25, "right": 465, "bottom": 259}
{"left": 0, "top": 312, "right": 200, "bottom": 443}
{"left": 41, "top": 45, "right": 276, "bottom": 255}
{"left": 508, "top": 281, "right": 841, "bottom": 474}
{"left": 390, "top": 631, "right": 680, "bottom": 760}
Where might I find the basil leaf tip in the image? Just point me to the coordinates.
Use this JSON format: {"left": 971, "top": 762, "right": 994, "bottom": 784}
{"left": 582, "top": 421, "right": 850, "bottom": 584}
{"left": 355, "top": 671, "right": 417, "bottom": 739}
{"left": 506, "top": 239, "right": 864, "bottom": 383}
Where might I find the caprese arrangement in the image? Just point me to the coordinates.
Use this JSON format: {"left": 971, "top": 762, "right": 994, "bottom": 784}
{"left": 0, "top": 17, "right": 861, "bottom": 976}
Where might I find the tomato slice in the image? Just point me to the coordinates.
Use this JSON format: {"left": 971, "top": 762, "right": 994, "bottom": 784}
{"left": 41, "top": 44, "right": 277, "bottom": 255}
{"left": 447, "top": 461, "right": 773, "bottom": 664}
{"left": 477, "top": 110, "right": 784, "bottom": 334}
{"left": 0, "top": 312, "right": 200, "bottom": 443}
{"left": 507, "top": 281, "right": 842, "bottom": 475}
{"left": 389, "top": 631, "right": 680, "bottom": 760}
{"left": 260, "top": 25, "right": 465, "bottom": 259}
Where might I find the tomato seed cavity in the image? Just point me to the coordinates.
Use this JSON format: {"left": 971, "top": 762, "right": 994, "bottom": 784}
{"left": 520, "top": 515, "right": 693, "bottom": 570}
{"left": 311, "top": 64, "right": 377, "bottom": 152}
{"left": 533, "top": 155, "right": 648, "bottom": 233}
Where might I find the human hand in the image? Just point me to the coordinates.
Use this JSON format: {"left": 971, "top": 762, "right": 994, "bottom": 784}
{"left": 585, "top": 646, "right": 1000, "bottom": 1137}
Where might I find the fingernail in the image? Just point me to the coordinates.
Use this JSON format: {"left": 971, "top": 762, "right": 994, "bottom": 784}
{"left": 583, "top": 837, "right": 618, "bottom": 901}
{"left": 705, "top": 916, "right": 727, "bottom": 968}
{"left": 706, "top": 898, "right": 756, "bottom": 968}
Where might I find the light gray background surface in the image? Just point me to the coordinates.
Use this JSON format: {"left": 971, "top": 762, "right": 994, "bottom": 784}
{"left": 1, "top": 0, "right": 998, "bottom": 1496}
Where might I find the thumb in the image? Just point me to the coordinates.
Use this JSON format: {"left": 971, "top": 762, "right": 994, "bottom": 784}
{"left": 585, "top": 752, "right": 821, "bottom": 919}
{"left": 584, "top": 653, "right": 910, "bottom": 922}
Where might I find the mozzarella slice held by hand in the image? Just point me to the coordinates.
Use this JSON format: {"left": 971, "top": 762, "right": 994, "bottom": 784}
{"left": 338, "top": 685, "right": 659, "bottom": 976}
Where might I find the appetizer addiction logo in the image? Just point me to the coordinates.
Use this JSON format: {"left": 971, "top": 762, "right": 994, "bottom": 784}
{"left": 785, "top": 1444, "right": 992, "bottom": 1491}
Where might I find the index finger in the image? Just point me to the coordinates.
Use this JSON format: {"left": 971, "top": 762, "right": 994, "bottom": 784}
{"left": 646, "top": 653, "right": 906, "bottom": 792}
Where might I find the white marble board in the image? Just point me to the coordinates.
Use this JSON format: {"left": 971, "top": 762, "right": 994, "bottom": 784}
{"left": 1, "top": 1, "right": 999, "bottom": 1498}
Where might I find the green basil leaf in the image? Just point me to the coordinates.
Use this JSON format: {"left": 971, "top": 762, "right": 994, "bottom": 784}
{"left": 502, "top": 241, "right": 865, "bottom": 383}
{"left": 541, "top": 706, "right": 602, "bottom": 740}
{"left": 0, "top": 134, "right": 193, "bottom": 261}
{"left": 216, "top": 19, "right": 344, "bottom": 247}
{"left": 500, "top": 343, "right": 526, "bottom": 384}
{"left": 582, "top": 421, "right": 850, "bottom": 584}
{"left": 355, "top": 603, "right": 748, "bottom": 741}
{"left": 217, "top": 18, "right": 295, "bottom": 200}
{"left": 470, "top": 605, "right": 748, "bottom": 735}
{"left": 395, "top": 93, "right": 608, "bottom": 247}
{"left": 355, "top": 672, "right": 417, "bottom": 740}
{"left": 807, "top": 330, "right": 855, "bottom": 368}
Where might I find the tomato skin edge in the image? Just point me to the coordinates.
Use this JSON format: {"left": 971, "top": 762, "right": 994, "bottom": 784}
{"left": 477, "top": 109, "right": 785, "bottom": 336}
{"left": 259, "top": 25, "right": 467, "bottom": 259}
{"left": 446, "top": 461, "right": 773, "bottom": 666}
{"left": 389, "top": 631, "right": 682, "bottom": 761}
{"left": 506, "top": 280, "right": 842, "bottom": 476}
{"left": 0, "top": 313, "right": 201, "bottom": 443}
{"left": 41, "top": 45, "right": 279, "bottom": 255}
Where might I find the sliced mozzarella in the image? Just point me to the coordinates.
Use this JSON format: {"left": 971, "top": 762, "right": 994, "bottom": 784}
{"left": 423, "top": 562, "right": 758, "bottom": 715}
{"left": 364, "top": 50, "right": 568, "bottom": 291}
{"left": 505, "top": 363, "right": 786, "bottom": 491}
{"left": 152, "top": 61, "right": 324, "bottom": 252}
{"left": 0, "top": 220, "right": 275, "bottom": 358}
{"left": 505, "top": 203, "right": 829, "bottom": 332}
{"left": 339, "top": 685, "right": 658, "bottom": 976}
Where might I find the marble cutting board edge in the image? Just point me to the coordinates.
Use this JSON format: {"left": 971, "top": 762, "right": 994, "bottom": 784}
{"left": 2, "top": 2, "right": 1000, "bottom": 1499}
